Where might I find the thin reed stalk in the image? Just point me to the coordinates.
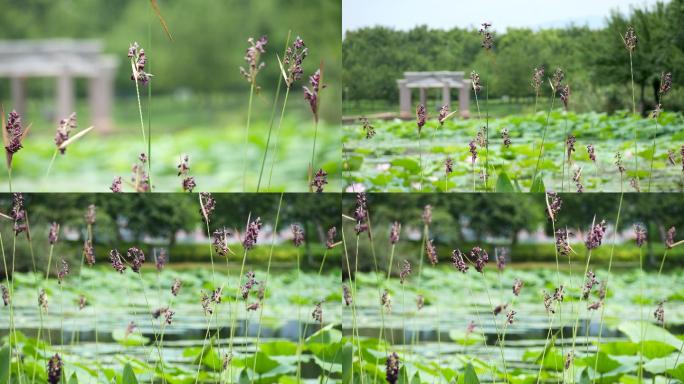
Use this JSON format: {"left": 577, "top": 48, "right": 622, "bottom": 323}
{"left": 561, "top": 113, "right": 568, "bottom": 192}
{"left": 32, "top": 241, "right": 55, "bottom": 382}
{"left": 226, "top": 214, "right": 253, "bottom": 382}
{"left": 569, "top": 246, "right": 595, "bottom": 383}
{"left": 482, "top": 270, "right": 509, "bottom": 380}
{"left": 309, "top": 118, "right": 320, "bottom": 190}
{"left": 132, "top": 63, "right": 151, "bottom": 188}
{"left": 532, "top": 97, "right": 556, "bottom": 190}
{"left": 258, "top": 32, "right": 291, "bottom": 191}
{"left": 136, "top": 271, "right": 165, "bottom": 380}
{"left": 638, "top": 246, "right": 645, "bottom": 382}
{"left": 418, "top": 131, "right": 423, "bottom": 191}
{"left": 266, "top": 87, "right": 291, "bottom": 190}
{"left": 251, "top": 193, "right": 283, "bottom": 383}
{"left": 591, "top": 193, "right": 623, "bottom": 382}
{"left": 465, "top": 274, "right": 495, "bottom": 381}
{"left": 629, "top": 51, "right": 639, "bottom": 185}
{"left": 243, "top": 82, "right": 256, "bottom": 191}
{"left": 0, "top": 231, "right": 17, "bottom": 383}
{"left": 295, "top": 247, "right": 304, "bottom": 382}
{"left": 342, "top": 225, "right": 365, "bottom": 384}
{"left": 484, "top": 84, "right": 490, "bottom": 190}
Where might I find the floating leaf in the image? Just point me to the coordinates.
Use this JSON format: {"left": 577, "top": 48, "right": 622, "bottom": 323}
{"left": 530, "top": 175, "right": 546, "bottom": 192}
{"left": 122, "top": 363, "right": 138, "bottom": 384}
{"left": 0, "top": 344, "right": 9, "bottom": 384}
{"left": 341, "top": 342, "right": 353, "bottom": 384}
{"left": 463, "top": 363, "right": 480, "bottom": 384}
{"left": 112, "top": 330, "right": 149, "bottom": 347}
{"left": 68, "top": 373, "right": 79, "bottom": 384}
{"left": 306, "top": 323, "right": 342, "bottom": 344}
{"left": 390, "top": 158, "right": 421, "bottom": 174}
{"left": 618, "top": 321, "right": 682, "bottom": 349}
{"left": 448, "top": 330, "right": 484, "bottom": 346}
{"left": 495, "top": 171, "right": 516, "bottom": 192}
{"left": 258, "top": 341, "right": 298, "bottom": 356}
{"left": 579, "top": 352, "right": 620, "bottom": 374}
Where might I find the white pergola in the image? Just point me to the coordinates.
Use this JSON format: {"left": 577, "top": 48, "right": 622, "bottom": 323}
{"left": 0, "top": 39, "right": 118, "bottom": 132}
{"left": 397, "top": 71, "right": 470, "bottom": 118}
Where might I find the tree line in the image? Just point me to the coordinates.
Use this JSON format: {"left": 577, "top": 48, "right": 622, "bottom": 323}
{"left": 343, "top": 0, "right": 684, "bottom": 114}
{"left": 0, "top": 0, "right": 341, "bottom": 99}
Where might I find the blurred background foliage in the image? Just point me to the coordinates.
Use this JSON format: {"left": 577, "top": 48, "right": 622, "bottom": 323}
{"left": 342, "top": 193, "right": 684, "bottom": 273}
{"left": 0, "top": 193, "right": 341, "bottom": 276}
{"left": 342, "top": 0, "right": 684, "bottom": 115}
{"left": 0, "top": 0, "right": 341, "bottom": 118}
{"left": 0, "top": 0, "right": 342, "bottom": 191}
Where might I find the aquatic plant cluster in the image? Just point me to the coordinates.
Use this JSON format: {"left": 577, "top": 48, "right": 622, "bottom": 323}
{"left": 0, "top": 192, "right": 342, "bottom": 383}
{"left": 3, "top": 33, "right": 330, "bottom": 193}
{"left": 346, "top": 23, "right": 679, "bottom": 193}
{"left": 2, "top": 3, "right": 684, "bottom": 384}
{"left": 342, "top": 192, "right": 684, "bottom": 383}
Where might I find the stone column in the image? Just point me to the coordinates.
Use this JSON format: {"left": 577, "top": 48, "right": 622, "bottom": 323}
{"left": 10, "top": 77, "right": 26, "bottom": 118}
{"left": 56, "top": 72, "right": 74, "bottom": 122}
{"left": 419, "top": 88, "right": 426, "bottom": 106}
{"left": 441, "top": 84, "right": 450, "bottom": 109}
{"left": 459, "top": 84, "right": 470, "bottom": 118}
{"left": 89, "top": 62, "right": 116, "bottom": 133}
{"left": 397, "top": 80, "right": 411, "bottom": 116}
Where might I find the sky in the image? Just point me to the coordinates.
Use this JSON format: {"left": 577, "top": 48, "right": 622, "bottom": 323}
{"left": 343, "top": 0, "right": 666, "bottom": 34}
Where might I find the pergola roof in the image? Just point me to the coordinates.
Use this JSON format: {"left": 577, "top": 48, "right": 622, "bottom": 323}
{"left": 0, "top": 39, "right": 117, "bottom": 77}
{"left": 398, "top": 71, "right": 467, "bottom": 88}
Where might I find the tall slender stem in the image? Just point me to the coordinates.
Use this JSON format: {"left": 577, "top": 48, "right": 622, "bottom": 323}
{"left": 418, "top": 131, "right": 423, "bottom": 191}
{"left": 227, "top": 214, "right": 253, "bottom": 382}
{"left": 592, "top": 193, "right": 623, "bottom": 382}
{"left": 532, "top": 95, "right": 556, "bottom": 188}
{"left": 342, "top": 222, "right": 366, "bottom": 384}
{"left": 648, "top": 112, "right": 660, "bottom": 192}
{"left": 561, "top": 113, "right": 568, "bottom": 192}
{"left": 251, "top": 193, "right": 282, "bottom": 383}
{"left": 484, "top": 83, "right": 490, "bottom": 190}
{"left": 548, "top": 212, "right": 566, "bottom": 376}
{"left": 638, "top": 247, "right": 645, "bottom": 383}
{"left": 45, "top": 149, "right": 58, "bottom": 181}
{"left": 309, "top": 118, "right": 320, "bottom": 190}
{"left": 266, "top": 88, "right": 292, "bottom": 191}
{"left": 0, "top": 232, "right": 16, "bottom": 383}
{"left": 147, "top": 22, "right": 153, "bottom": 191}
{"left": 7, "top": 167, "right": 12, "bottom": 193}
{"left": 243, "top": 82, "right": 256, "bottom": 192}
{"left": 258, "top": 32, "right": 290, "bottom": 191}
{"left": 295, "top": 248, "right": 304, "bottom": 382}
{"left": 482, "top": 270, "right": 509, "bottom": 380}
{"left": 133, "top": 62, "right": 151, "bottom": 188}
{"left": 136, "top": 272, "right": 165, "bottom": 381}
{"left": 569, "top": 247, "right": 594, "bottom": 383}
{"left": 629, "top": 51, "right": 639, "bottom": 187}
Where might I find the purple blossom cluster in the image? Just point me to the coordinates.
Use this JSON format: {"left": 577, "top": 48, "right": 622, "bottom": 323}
{"left": 292, "top": 224, "right": 305, "bottom": 247}
{"left": 242, "top": 217, "right": 262, "bottom": 250}
{"left": 389, "top": 221, "right": 401, "bottom": 245}
{"left": 303, "top": 68, "right": 325, "bottom": 122}
{"left": 452, "top": 249, "right": 469, "bottom": 273}
{"left": 585, "top": 220, "right": 607, "bottom": 250}
{"left": 5, "top": 110, "right": 24, "bottom": 156}
{"left": 128, "top": 42, "right": 151, "bottom": 85}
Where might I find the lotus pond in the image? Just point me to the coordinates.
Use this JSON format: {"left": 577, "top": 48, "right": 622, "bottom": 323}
{"left": 342, "top": 111, "right": 684, "bottom": 193}
{"left": 343, "top": 265, "right": 684, "bottom": 383}
{"left": 0, "top": 267, "right": 343, "bottom": 383}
